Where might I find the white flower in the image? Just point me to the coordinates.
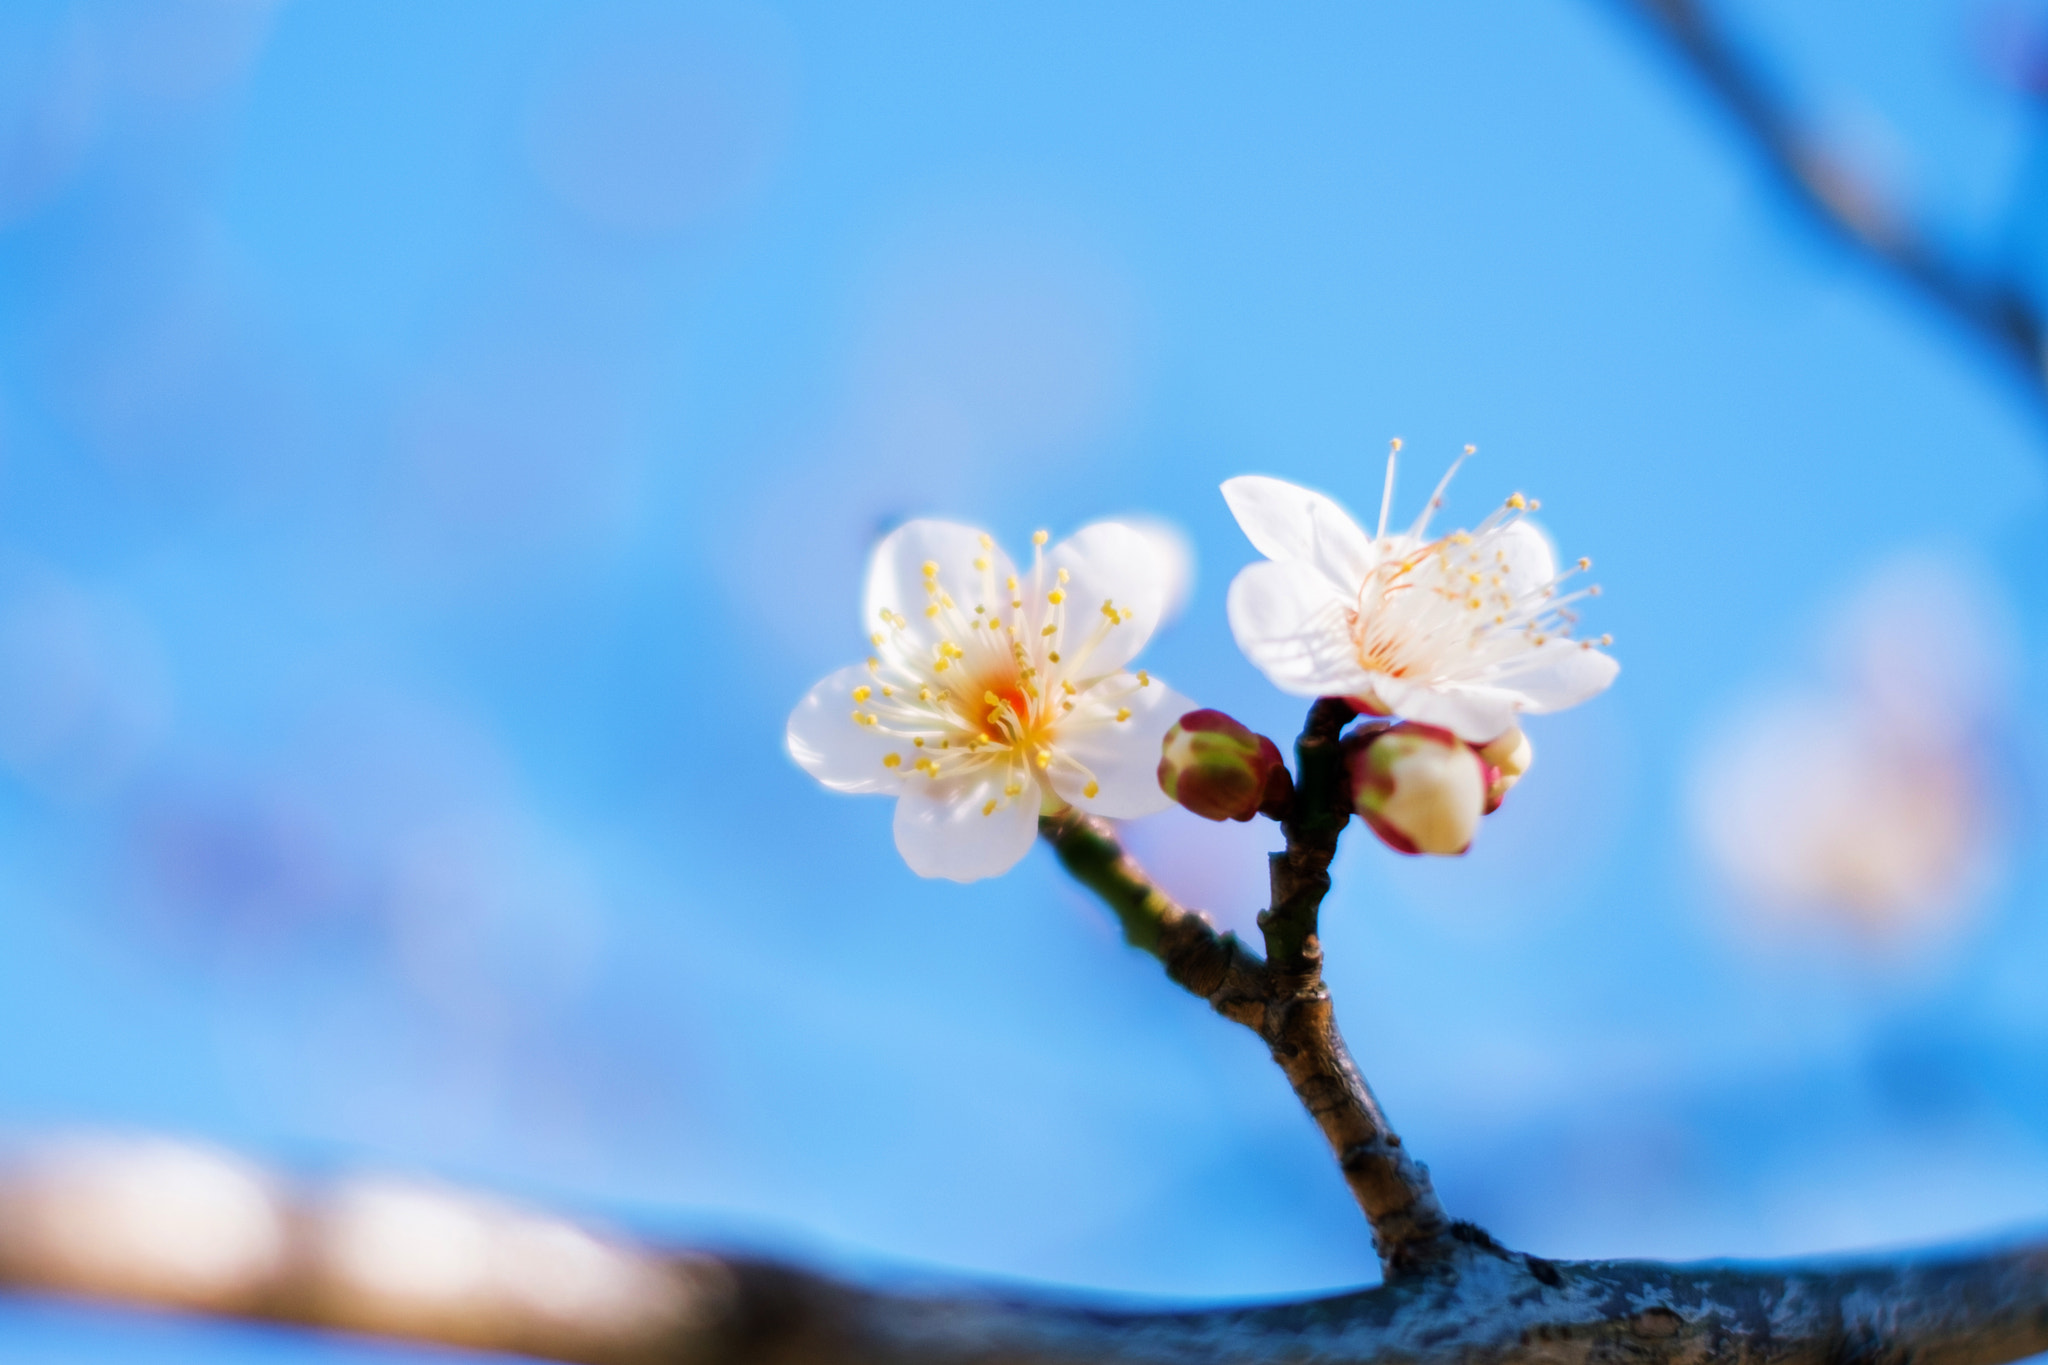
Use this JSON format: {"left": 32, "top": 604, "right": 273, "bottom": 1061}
{"left": 787, "top": 519, "right": 1193, "bottom": 882}
{"left": 1221, "top": 448, "right": 1616, "bottom": 743}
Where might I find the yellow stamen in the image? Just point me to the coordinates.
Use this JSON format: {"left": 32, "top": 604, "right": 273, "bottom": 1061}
{"left": 883, "top": 753, "right": 901, "bottom": 769}
{"left": 1083, "top": 781, "right": 1099, "bottom": 799}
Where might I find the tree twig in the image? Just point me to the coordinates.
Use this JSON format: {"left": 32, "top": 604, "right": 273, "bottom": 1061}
{"left": 1043, "top": 697, "right": 1448, "bottom": 1276}
{"left": 3, "top": 1134, "right": 2047, "bottom": 1365}
{"left": 1603, "top": 0, "right": 2048, "bottom": 406}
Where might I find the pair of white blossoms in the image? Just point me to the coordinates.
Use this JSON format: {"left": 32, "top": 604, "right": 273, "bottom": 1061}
{"left": 787, "top": 464, "right": 1619, "bottom": 882}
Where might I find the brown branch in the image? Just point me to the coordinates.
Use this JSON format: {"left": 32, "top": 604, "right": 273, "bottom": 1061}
{"left": 1604, "top": 0, "right": 2048, "bottom": 405}
{"left": 3, "top": 1135, "right": 2046, "bottom": 1365}
{"left": 1043, "top": 697, "right": 1448, "bottom": 1277}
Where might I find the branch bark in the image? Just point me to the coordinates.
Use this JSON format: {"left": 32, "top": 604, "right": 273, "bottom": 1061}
{"left": 1601, "top": 0, "right": 2048, "bottom": 409}
{"left": 1044, "top": 697, "right": 1449, "bottom": 1277}
{"left": 2, "top": 1139, "right": 2045, "bottom": 1365}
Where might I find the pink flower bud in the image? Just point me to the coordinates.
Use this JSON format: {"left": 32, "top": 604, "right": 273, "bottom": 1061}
{"left": 1345, "top": 722, "right": 1486, "bottom": 856}
{"left": 1477, "top": 726, "right": 1532, "bottom": 815}
{"left": 1158, "top": 709, "right": 1292, "bottom": 822}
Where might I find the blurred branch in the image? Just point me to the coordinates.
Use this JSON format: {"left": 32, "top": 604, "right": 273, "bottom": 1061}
{"left": 3, "top": 1135, "right": 2047, "bottom": 1365}
{"left": 1604, "top": 0, "right": 2048, "bottom": 408}
{"left": 1044, "top": 698, "right": 1449, "bottom": 1277}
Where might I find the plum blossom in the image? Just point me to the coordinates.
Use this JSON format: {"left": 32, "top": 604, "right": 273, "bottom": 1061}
{"left": 1222, "top": 445, "right": 1617, "bottom": 744}
{"left": 788, "top": 519, "right": 1193, "bottom": 882}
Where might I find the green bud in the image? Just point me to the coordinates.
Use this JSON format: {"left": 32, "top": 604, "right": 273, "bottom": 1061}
{"left": 1158, "top": 709, "right": 1292, "bottom": 822}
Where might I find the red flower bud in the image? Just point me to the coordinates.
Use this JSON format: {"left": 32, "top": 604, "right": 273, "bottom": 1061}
{"left": 1345, "top": 722, "right": 1486, "bottom": 856}
{"left": 1158, "top": 709, "right": 1293, "bottom": 822}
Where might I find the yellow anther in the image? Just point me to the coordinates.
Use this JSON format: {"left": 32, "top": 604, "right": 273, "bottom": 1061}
{"left": 925, "top": 604, "right": 940, "bottom": 617}
{"left": 1004, "top": 780, "right": 1024, "bottom": 797}
{"left": 1061, "top": 680, "right": 1075, "bottom": 695}
{"left": 1389, "top": 437, "right": 1403, "bottom": 453}
{"left": 979, "top": 533, "right": 992, "bottom": 549}
{"left": 1006, "top": 575, "right": 1018, "bottom": 590}
{"left": 871, "top": 632, "right": 885, "bottom": 645}
{"left": 918, "top": 686, "right": 933, "bottom": 701}
{"left": 852, "top": 686, "right": 871, "bottom": 702}
{"left": 1101, "top": 599, "right": 1118, "bottom": 620}
{"left": 973, "top": 557, "right": 990, "bottom": 571}
{"left": 1120, "top": 608, "right": 1134, "bottom": 623}
{"left": 1041, "top": 624, "right": 1057, "bottom": 636}
{"left": 1464, "top": 443, "right": 1476, "bottom": 455}
{"left": 867, "top": 657, "right": 879, "bottom": 671}
{"left": 892, "top": 612, "right": 908, "bottom": 628}
{"left": 1467, "top": 597, "right": 1481, "bottom": 610}
{"left": 854, "top": 711, "right": 876, "bottom": 726}
{"left": 934, "top": 659, "right": 950, "bottom": 672}
{"left": 1116, "top": 707, "right": 1132, "bottom": 722}
{"left": 882, "top": 685, "right": 894, "bottom": 697}
{"left": 945, "top": 642, "right": 965, "bottom": 657}
{"left": 984, "top": 690, "right": 1001, "bottom": 706}
{"left": 1506, "top": 492, "right": 1527, "bottom": 510}
{"left": 1035, "top": 750, "right": 1051, "bottom": 770}
{"left": 1048, "top": 650, "right": 1061, "bottom": 663}
{"left": 1048, "top": 589, "right": 1065, "bottom": 605}
{"left": 1533, "top": 634, "right": 1547, "bottom": 646}
{"left": 1057, "top": 567, "right": 1070, "bottom": 583}
{"left": 1600, "top": 633, "right": 1613, "bottom": 646}
{"left": 982, "top": 799, "right": 998, "bottom": 816}
{"left": 922, "top": 560, "right": 939, "bottom": 578}
{"left": 913, "top": 737, "right": 926, "bottom": 747}
{"left": 883, "top": 753, "right": 901, "bottom": 769}
{"left": 1032, "top": 530, "right": 1049, "bottom": 546}
{"left": 1136, "top": 670, "right": 1150, "bottom": 686}
{"left": 1578, "top": 557, "right": 1591, "bottom": 570}
{"left": 1083, "top": 780, "right": 1099, "bottom": 799}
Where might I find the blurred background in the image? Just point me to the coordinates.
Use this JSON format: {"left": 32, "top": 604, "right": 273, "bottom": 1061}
{"left": 3, "top": 0, "right": 2048, "bottom": 1358}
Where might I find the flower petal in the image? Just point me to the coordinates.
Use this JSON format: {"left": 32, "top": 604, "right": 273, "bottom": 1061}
{"left": 1049, "top": 680, "right": 1194, "bottom": 818}
{"left": 787, "top": 663, "right": 912, "bottom": 793}
{"left": 1493, "top": 640, "right": 1620, "bottom": 713}
{"left": 1221, "top": 475, "right": 1379, "bottom": 591}
{"left": 892, "top": 771, "right": 1042, "bottom": 882}
{"left": 1370, "top": 675, "right": 1522, "bottom": 744}
{"left": 1493, "top": 517, "right": 1558, "bottom": 596}
{"left": 863, "top": 519, "right": 1017, "bottom": 660}
{"left": 1046, "top": 521, "right": 1170, "bottom": 677}
{"left": 1225, "top": 559, "right": 1375, "bottom": 697}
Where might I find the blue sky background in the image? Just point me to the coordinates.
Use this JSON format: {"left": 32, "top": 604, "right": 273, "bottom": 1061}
{"left": 4, "top": 1, "right": 2048, "bottom": 1359}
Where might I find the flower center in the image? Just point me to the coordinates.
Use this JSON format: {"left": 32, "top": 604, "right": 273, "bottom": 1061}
{"left": 967, "top": 670, "right": 1038, "bottom": 746}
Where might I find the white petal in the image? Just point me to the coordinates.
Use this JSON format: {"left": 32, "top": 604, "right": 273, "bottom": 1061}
{"left": 1221, "top": 475, "right": 1379, "bottom": 590}
{"left": 1049, "top": 681, "right": 1195, "bottom": 818}
{"left": 863, "top": 519, "right": 1017, "bottom": 658}
{"left": 892, "top": 771, "right": 1042, "bottom": 882}
{"left": 1495, "top": 641, "right": 1620, "bottom": 713}
{"left": 1046, "top": 521, "right": 1170, "bottom": 677}
{"left": 788, "top": 664, "right": 914, "bottom": 793}
{"left": 1492, "top": 517, "right": 1558, "bottom": 596}
{"left": 1371, "top": 675, "right": 1521, "bottom": 744}
{"left": 1225, "top": 560, "right": 1375, "bottom": 697}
